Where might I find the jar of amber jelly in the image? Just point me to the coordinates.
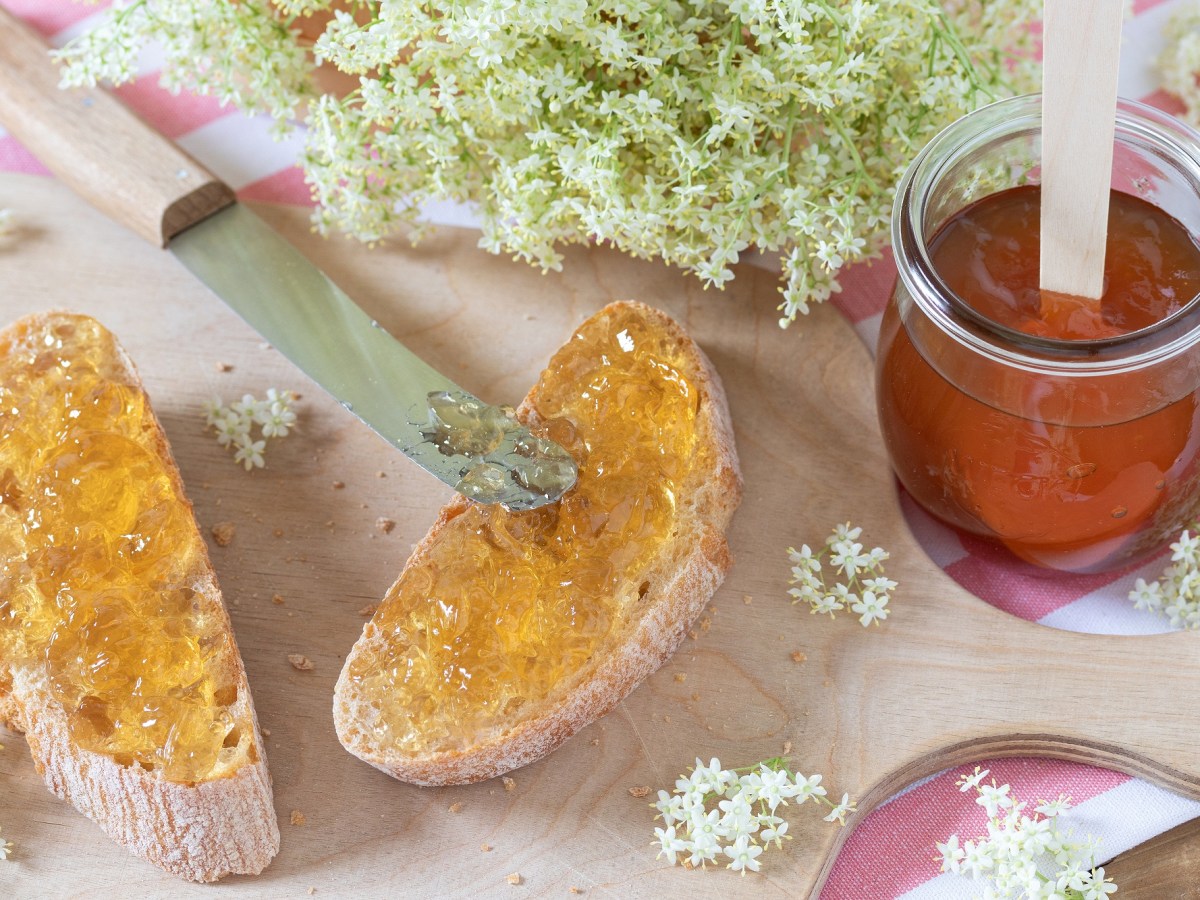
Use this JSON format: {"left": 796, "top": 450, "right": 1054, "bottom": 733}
{"left": 877, "top": 95, "right": 1200, "bottom": 574}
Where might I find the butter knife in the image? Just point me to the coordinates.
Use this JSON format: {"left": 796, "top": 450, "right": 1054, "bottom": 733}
{"left": 0, "top": 9, "right": 577, "bottom": 511}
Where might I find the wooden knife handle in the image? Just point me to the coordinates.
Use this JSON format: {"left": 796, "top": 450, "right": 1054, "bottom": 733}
{"left": 0, "top": 7, "right": 235, "bottom": 247}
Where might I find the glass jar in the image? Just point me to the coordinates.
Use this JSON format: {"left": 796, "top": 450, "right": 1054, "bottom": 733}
{"left": 876, "top": 94, "right": 1200, "bottom": 574}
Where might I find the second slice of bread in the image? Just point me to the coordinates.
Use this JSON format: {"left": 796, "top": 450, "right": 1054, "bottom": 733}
{"left": 0, "top": 312, "right": 278, "bottom": 881}
{"left": 334, "top": 301, "right": 742, "bottom": 785}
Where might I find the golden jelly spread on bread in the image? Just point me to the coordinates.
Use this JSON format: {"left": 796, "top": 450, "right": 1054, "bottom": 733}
{"left": 0, "top": 315, "right": 243, "bottom": 782}
{"left": 345, "top": 305, "right": 703, "bottom": 753}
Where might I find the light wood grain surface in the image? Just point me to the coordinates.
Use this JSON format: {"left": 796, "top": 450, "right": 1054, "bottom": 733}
{"left": 0, "top": 173, "right": 1197, "bottom": 898}
{"left": 1108, "top": 818, "right": 1200, "bottom": 898}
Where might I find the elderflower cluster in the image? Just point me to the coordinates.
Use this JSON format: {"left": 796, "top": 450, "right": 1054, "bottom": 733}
{"left": 54, "top": 1, "right": 313, "bottom": 136}
{"left": 1160, "top": 3, "right": 1200, "bottom": 129}
{"left": 202, "top": 389, "right": 298, "bottom": 470}
{"left": 653, "top": 757, "right": 853, "bottom": 874}
{"left": 58, "top": 0, "right": 1039, "bottom": 323}
{"left": 1128, "top": 526, "right": 1200, "bottom": 629}
{"left": 937, "top": 768, "right": 1116, "bottom": 900}
{"left": 787, "top": 523, "right": 895, "bottom": 626}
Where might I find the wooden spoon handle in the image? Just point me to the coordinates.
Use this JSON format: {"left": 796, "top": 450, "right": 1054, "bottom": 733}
{"left": 1039, "top": 0, "right": 1124, "bottom": 299}
{"left": 0, "top": 7, "right": 234, "bottom": 247}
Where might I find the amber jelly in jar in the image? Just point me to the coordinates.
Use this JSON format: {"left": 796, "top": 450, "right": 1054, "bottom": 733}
{"left": 877, "top": 95, "right": 1200, "bottom": 574}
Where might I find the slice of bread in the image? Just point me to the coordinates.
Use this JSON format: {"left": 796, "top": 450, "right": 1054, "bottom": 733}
{"left": 334, "top": 301, "right": 742, "bottom": 785}
{"left": 0, "top": 312, "right": 278, "bottom": 881}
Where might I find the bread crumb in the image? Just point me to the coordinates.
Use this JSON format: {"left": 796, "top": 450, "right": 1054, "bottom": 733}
{"left": 791, "top": 651, "right": 807, "bottom": 663}
{"left": 502, "top": 776, "right": 516, "bottom": 792}
{"left": 506, "top": 873, "right": 521, "bottom": 886}
{"left": 449, "top": 802, "right": 463, "bottom": 813}
{"left": 823, "top": 679, "right": 831, "bottom": 687}
{"left": 673, "top": 673, "right": 686, "bottom": 683}
{"left": 210, "top": 522, "right": 235, "bottom": 547}
{"left": 332, "top": 480, "right": 345, "bottom": 489}
{"left": 590, "top": 738, "right": 599, "bottom": 746}
{"left": 376, "top": 517, "right": 396, "bottom": 534}
{"left": 262, "top": 728, "right": 271, "bottom": 737}
{"left": 325, "top": 520, "right": 335, "bottom": 528}
{"left": 782, "top": 740, "right": 793, "bottom": 755}
{"left": 288, "top": 654, "right": 314, "bottom": 671}
{"left": 688, "top": 630, "right": 697, "bottom": 641}
{"left": 663, "top": 715, "right": 673, "bottom": 724}
{"left": 699, "top": 616, "right": 712, "bottom": 633}
{"left": 273, "top": 527, "right": 284, "bottom": 538}
{"left": 272, "top": 594, "right": 286, "bottom": 605}
{"left": 290, "top": 810, "right": 307, "bottom": 826}
{"left": 743, "top": 594, "right": 753, "bottom": 604}
{"left": 307, "top": 889, "right": 316, "bottom": 896}
{"left": 628, "top": 785, "right": 651, "bottom": 798}
{"left": 359, "top": 604, "right": 378, "bottom": 617}
{"left": 377, "top": 470, "right": 387, "bottom": 478}
{"left": 682, "top": 860, "right": 695, "bottom": 871}
{"left": 481, "top": 843, "right": 492, "bottom": 852}
{"left": 691, "top": 693, "right": 700, "bottom": 702}
{"left": 215, "top": 361, "right": 233, "bottom": 372}
{"left": 569, "top": 889, "right": 584, "bottom": 895}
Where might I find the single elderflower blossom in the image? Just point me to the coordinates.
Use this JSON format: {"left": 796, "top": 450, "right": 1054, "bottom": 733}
{"left": 233, "top": 436, "right": 267, "bottom": 471}
{"left": 794, "top": 773, "right": 827, "bottom": 804}
{"left": 851, "top": 590, "right": 889, "bottom": 627}
{"left": 258, "top": 391, "right": 298, "bottom": 438}
{"left": 201, "top": 396, "right": 226, "bottom": 428}
{"left": 936, "top": 834, "right": 966, "bottom": 874}
{"left": 1035, "top": 795, "right": 1073, "bottom": 818}
{"left": 959, "top": 766, "right": 991, "bottom": 793}
{"left": 823, "top": 793, "right": 856, "bottom": 825}
{"left": 0, "top": 826, "right": 12, "bottom": 861}
{"left": 652, "top": 757, "right": 851, "bottom": 873}
{"left": 723, "top": 835, "right": 764, "bottom": 874}
{"left": 213, "top": 411, "right": 250, "bottom": 448}
{"left": 653, "top": 825, "right": 689, "bottom": 866}
{"left": 787, "top": 523, "right": 896, "bottom": 626}
{"left": 977, "top": 782, "right": 1014, "bottom": 817}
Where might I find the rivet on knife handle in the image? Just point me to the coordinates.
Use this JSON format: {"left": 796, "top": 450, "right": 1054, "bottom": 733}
{"left": 0, "top": 6, "right": 235, "bottom": 246}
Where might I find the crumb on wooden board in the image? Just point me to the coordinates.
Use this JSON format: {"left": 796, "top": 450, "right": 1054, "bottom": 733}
{"left": 210, "top": 522, "right": 235, "bottom": 547}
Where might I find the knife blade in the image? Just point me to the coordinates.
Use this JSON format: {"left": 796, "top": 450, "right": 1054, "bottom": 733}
{"left": 0, "top": 8, "right": 577, "bottom": 511}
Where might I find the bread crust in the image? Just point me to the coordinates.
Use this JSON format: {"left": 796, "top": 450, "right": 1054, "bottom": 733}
{"left": 334, "top": 301, "right": 743, "bottom": 785}
{"left": 0, "top": 312, "right": 279, "bottom": 881}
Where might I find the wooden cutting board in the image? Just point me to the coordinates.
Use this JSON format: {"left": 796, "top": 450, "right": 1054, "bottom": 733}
{"left": 0, "top": 172, "right": 1197, "bottom": 898}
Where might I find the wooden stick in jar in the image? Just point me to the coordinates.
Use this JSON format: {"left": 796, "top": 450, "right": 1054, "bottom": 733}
{"left": 1039, "top": 0, "right": 1124, "bottom": 302}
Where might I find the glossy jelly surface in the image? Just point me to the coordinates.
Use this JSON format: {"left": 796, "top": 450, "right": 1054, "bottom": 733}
{"left": 0, "top": 315, "right": 241, "bottom": 782}
{"left": 878, "top": 187, "right": 1200, "bottom": 572}
{"left": 345, "top": 305, "right": 701, "bottom": 753}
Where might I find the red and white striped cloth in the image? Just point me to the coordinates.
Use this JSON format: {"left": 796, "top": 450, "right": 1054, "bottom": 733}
{"left": 2, "top": 1, "right": 1197, "bottom": 895}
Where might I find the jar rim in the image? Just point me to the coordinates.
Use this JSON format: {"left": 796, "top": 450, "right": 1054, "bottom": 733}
{"left": 893, "top": 93, "right": 1200, "bottom": 375}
